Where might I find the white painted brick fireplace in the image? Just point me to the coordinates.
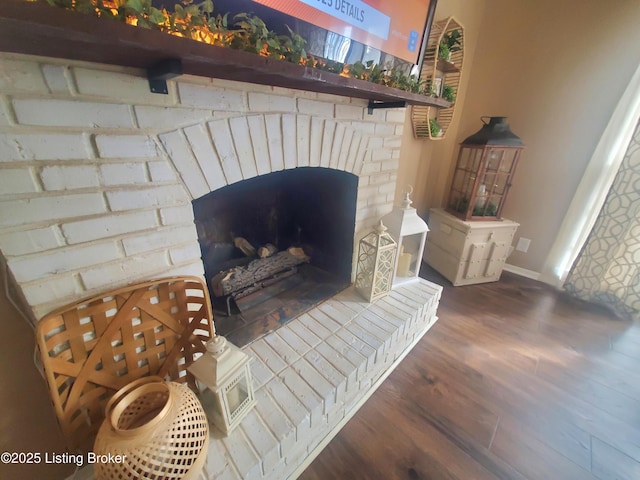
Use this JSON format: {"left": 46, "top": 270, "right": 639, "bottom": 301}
{"left": 0, "top": 53, "right": 409, "bottom": 320}
{"left": 0, "top": 53, "right": 441, "bottom": 479}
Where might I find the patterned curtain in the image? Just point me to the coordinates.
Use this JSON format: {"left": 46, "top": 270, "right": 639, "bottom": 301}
{"left": 563, "top": 118, "right": 640, "bottom": 320}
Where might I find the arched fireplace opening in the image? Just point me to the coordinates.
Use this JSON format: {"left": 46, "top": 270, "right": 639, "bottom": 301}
{"left": 193, "top": 167, "right": 358, "bottom": 346}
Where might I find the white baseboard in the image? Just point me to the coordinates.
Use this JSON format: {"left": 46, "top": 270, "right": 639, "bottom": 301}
{"left": 503, "top": 264, "right": 541, "bottom": 281}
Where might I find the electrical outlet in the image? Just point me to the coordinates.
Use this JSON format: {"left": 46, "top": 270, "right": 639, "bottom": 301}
{"left": 516, "top": 237, "right": 531, "bottom": 253}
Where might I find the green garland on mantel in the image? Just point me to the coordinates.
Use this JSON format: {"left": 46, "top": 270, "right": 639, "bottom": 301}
{"left": 38, "top": 0, "right": 437, "bottom": 97}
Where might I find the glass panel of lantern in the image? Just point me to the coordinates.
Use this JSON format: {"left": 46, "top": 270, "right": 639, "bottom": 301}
{"left": 446, "top": 117, "right": 524, "bottom": 221}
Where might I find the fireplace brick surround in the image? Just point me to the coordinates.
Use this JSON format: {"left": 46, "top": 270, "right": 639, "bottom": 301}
{"left": 0, "top": 53, "right": 408, "bottom": 321}
{"left": 0, "top": 53, "right": 441, "bottom": 479}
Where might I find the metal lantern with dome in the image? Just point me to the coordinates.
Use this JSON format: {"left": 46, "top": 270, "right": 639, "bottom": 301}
{"left": 381, "top": 189, "right": 429, "bottom": 286}
{"left": 188, "top": 334, "right": 256, "bottom": 435}
{"left": 355, "top": 221, "right": 397, "bottom": 302}
{"left": 447, "top": 116, "right": 525, "bottom": 221}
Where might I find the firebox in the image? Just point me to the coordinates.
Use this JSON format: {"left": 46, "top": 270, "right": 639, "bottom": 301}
{"left": 193, "top": 167, "right": 358, "bottom": 346}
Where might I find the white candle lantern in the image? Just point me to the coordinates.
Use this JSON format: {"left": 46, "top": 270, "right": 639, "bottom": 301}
{"left": 381, "top": 190, "right": 429, "bottom": 286}
{"left": 355, "top": 221, "right": 397, "bottom": 302}
{"left": 188, "top": 335, "right": 256, "bottom": 435}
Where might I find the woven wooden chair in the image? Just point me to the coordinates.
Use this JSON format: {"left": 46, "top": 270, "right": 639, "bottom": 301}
{"left": 35, "top": 276, "right": 214, "bottom": 454}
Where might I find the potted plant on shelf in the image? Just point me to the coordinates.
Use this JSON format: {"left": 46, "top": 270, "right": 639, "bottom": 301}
{"left": 429, "top": 118, "right": 442, "bottom": 137}
{"left": 442, "top": 84, "right": 456, "bottom": 103}
{"left": 438, "top": 29, "right": 462, "bottom": 62}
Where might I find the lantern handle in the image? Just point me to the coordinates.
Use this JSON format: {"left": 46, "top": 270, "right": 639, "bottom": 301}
{"left": 401, "top": 185, "right": 413, "bottom": 208}
{"left": 206, "top": 335, "right": 229, "bottom": 356}
{"left": 375, "top": 220, "right": 388, "bottom": 234}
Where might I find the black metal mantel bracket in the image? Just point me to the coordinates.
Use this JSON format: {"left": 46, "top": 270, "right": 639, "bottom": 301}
{"left": 147, "top": 59, "right": 183, "bottom": 94}
{"left": 367, "top": 100, "right": 407, "bottom": 115}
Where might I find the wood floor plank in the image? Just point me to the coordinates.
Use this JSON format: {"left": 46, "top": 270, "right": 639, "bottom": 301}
{"left": 422, "top": 343, "right": 594, "bottom": 471}
{"left": 611, "top": 335, "right": 640, "bottom": 360}
{"left": 449, "top": 344, "right": 640, "bottom": 464}
{"left": 341, "top": 390, "right": 512, "bottom": 480}
{"left": 375, "top": 345, "right": 500, "bottom": 450}
{"left": 490, "top": 414, "right": 598, "bottom": 480}
{"left": 535, "top": 357, "right": 640, "bottom": 429}
{"left": 591, "top": 437, "right": 640, "bottom": 480}
{"left": 534, "top": 346, "right": 640, "bottom": 403}
{"left": 427, "top": 317, "right": 640, "bottom": 464}
{"left": 301, "top": 268, "right": 640, "bottom": 480}
{"left": 611, "top": 326, "right": 640, "bottom": 346}
{"left": 431, "top": 321, "right": 640, "bottom": 429}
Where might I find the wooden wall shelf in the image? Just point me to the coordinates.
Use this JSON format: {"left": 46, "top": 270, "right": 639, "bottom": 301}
{"left": 423, "top": 58, "right": 460, "bottom": 74}
{"left": 411, "top": 17, "right": 465, "bottom": 139}
{"left": 0, "top": 0, "right": 450, "bottom": 109}
{"left": 436, "top": 58, "right": 460, "bottom": 74}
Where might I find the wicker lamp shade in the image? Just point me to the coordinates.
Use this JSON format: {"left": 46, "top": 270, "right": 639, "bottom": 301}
{"left": 93, "top": 377, "right": 209, "bottom": 480}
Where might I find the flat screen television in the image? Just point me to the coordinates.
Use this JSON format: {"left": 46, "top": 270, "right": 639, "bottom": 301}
{"left": 211, "top": 0, "right": 438, "bottom": 74}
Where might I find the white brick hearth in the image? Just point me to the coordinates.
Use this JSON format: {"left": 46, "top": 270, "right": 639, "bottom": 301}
{"left": 217, "top": 281, "right": 441, "bottom": 480}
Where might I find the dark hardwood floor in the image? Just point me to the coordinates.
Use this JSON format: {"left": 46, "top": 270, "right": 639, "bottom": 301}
{"left": 300, "top": 265, "right": 640, "bottom": 480}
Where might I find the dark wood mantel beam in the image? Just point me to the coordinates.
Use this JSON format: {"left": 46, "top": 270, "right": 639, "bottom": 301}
{"left": 0, "top": 0, "right": 451, "bottom": 108}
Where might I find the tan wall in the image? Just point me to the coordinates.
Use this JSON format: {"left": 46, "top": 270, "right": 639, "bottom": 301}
{"left": 461, "top": 0, "right": 640, "bottom": 273}
{"left": 402, "top": 0, "right": 640, "bottom": 274}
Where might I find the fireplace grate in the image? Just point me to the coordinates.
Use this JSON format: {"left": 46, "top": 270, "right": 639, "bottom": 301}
{"left": 212, "top": 264, "right": 349, "bottom": 347}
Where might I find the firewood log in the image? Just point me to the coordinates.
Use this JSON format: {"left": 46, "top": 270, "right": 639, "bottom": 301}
{"left": 288, "top": 247, "right": 306, "bottom": 258}
{"left": 258, "top": 243, "right": 278, "bottom": 258}
{"left": 233, "top": 237, "right": 256, "bottom": 257}
{"left": 211, "top": 250, "right": 310, "bottom": 297}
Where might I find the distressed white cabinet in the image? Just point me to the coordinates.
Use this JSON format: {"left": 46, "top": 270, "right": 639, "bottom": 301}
{"left": 423, "top": 208, "right": 519, "bottom": 286}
